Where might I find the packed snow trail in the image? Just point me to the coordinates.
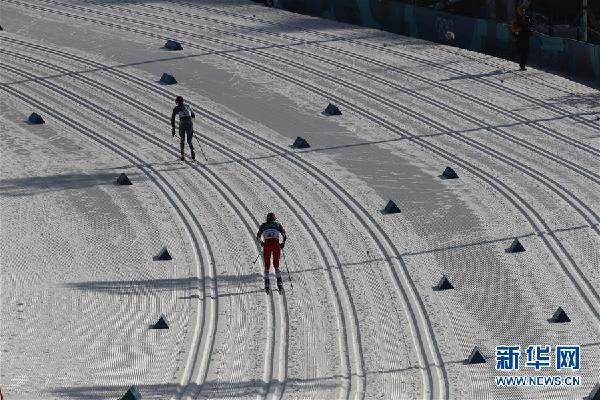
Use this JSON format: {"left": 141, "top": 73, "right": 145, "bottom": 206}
{"left": 1, "top": 0, "right": 599, "bottom": 399}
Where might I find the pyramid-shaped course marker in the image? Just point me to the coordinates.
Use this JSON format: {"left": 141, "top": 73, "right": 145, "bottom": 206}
{"left": 383, "top": 200, "right": 401, "bottom": 214}
{"left": 506, "top": 238, "right": 525, "bottom": 253}
{"left": 152, "top": 314, "right": 170, "bottom": 329}
{"left": 28, "top": 112, "right": 45, "bottom": 124}
{"left": 153, "top": 247, "right": 172, "bottom": 261}
{"left": 435, "top": 275, "right": 454, "bottom": 291}
{"left": 588, "top": 383, "right": 600, "bottom": 400}
{"left": 116, "top": 173, "right": 132, "bottom": 185}
{"left": 442, "top": 166, "right": 458, "bottom": 179}
{"left": 466, "top": 346, "right": 486, "bottom": 364}
{"left": 324, "top": 103, "right": 342, "bottom": 116}
{"left": 160, "top": 73, "right": 177, "bottom": 85}
{"left": 292, "top": 137, "right": 310, "bottom": 149}
{"left": 164, "top": 39, "right": 183, "bottom": 50}
{"left": 121, "top": 385, "right": 142, "bottom": 400}
{"left": 550, "top": 307, "right": 570, "bottom": 323}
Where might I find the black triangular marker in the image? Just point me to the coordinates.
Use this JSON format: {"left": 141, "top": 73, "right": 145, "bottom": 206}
{"left": 442, "top": 166, "right": 458, "bottom": 179}
{"left": 153, "top": 247, "right": 172, "bottom": 261}
{"left": 550, "top": 307, "right": 570, "bottom": 323}
{"left": 506, "top": 238, "right": 525, "bottom": 253}
{"left": 116, "top": 173, "right": 132, "bottom": 185}
{"left": 292, "top": 137, "right": 310, "bottom": 149}
{"left": 28, "top": 113, "right": 45, "bottom": 124}
{"left": 324, "top": 103, "right": 342, "bottom": 116}
{"left": 152, "top": 314, "right": 169, "bottom": 329}
{"left": 435, "top": 275, "right": 454, "bottom": 291}
{"left": 121, "top": 385, "right": 142, "bottom": 400}
{"left": 466, "top": 347, "right": 486, "bottom": 364}
{"left": 384, "top": 200, "right": 401, "bottom": 214}
{"left": 160, "top": 73, "right": 177, "bottom": 85}
{"left": 164, "top": 39, "right": 183, "bottom": 50}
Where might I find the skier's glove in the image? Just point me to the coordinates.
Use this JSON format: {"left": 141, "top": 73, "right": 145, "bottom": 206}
{"left": 259, "top": 241, "right": 264, "bottom": 247}
{"left": 280, "top": 242, "right": 285, "bottom": 249}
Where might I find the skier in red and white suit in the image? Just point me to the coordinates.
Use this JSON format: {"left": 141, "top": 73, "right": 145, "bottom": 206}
{"left": 256, "top": 212, "right": 287, "bottom": 292}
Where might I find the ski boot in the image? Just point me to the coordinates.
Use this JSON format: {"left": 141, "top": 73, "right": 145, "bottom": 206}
{"left": 180, "top": 151, "right": 185, "bottom": 161}
{"left": 276, "top": 277, "right": 283, "bottom": 292}
{"left": 191, "top": 150, "right": 196, "bottom": 160}
{"left": 264, "top": 278, "right": 270, "bottom": 294}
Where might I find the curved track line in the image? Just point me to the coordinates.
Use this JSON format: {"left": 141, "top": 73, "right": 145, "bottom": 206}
{"left": 5, "top": 1, "right": 597, "bottom": 197}
{"left": 0, "top": 52, "right": 362, "bottom": 400}
{"left": 143, "top": 0, "right": 600, "bottom": 141}
{"left": 0, "top": 61, "right": 275, "bottom": 400}
{"left": 0, "top": 7, "right": 451, "bottom": 396}
{"left": 42, "top": 0, "right": 600, "bottom": 176}
{"left": 6, "top": 0, "right": 598, "bottom": 325}
{"left": 0, "top": 73, "right": 217, "bottom": 399}
{"left": 10, "top": 0, "right": 597, "bottom": 319}
{"left": 7, "top": 3, "right": 596, "bottom": 390}
{"left": 98, "top": 0, "right": 600, "bottom": 157}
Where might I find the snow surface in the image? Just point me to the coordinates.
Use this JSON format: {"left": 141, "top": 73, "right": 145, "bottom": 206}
{"left": 0, "top": 0, "right": 599, "bottom": 399}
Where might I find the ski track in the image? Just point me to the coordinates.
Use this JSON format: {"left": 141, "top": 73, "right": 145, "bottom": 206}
{"left": 0, "top": 67, "right": 219, "bottom": 398}
{"left": 2, "top": 1, "right": 600, "bottom": 399}
{"left": 0, "top": 61, "right": 282, "bottom": 400}
{"left": 148, "top": 0, "right": 600, "bottom": 137}
{"left": 0, "top": 51, "right": 361, "bottom": 400}
{"left": 70, "top": 0, "right": 600, "bottom": 144}
{"left": 46, "top": 0, "right": 600, "bottom": 185}
{"left": 0, "top": 46, "right": 377, "bottom": 400}
{"left": 0, "top": 32, "right": 433, "bottom": 400}
{"left": 2, "top": 2, "right": 452, "bottom": 397}
{"left": 7, "top": 0, "right": 598, "bottom": 215}
{"left": 0, "top": 34, "right": 450, "bottom": 400}
{"left": 93, "top": 0, "right": 600, "bottom": 158}
{"left": 21, "top": 0, "right": 599, "bottom": 323}
{"left": 7, "top": 0, "right": 600, "bottom": 329}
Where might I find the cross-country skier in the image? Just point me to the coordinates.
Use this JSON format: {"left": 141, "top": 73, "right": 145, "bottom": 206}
{"left": 171, "top": 95, "right": 196, "bottom": 161}
{"left": 256, "top": 212, "right": 287, "bottom": 293}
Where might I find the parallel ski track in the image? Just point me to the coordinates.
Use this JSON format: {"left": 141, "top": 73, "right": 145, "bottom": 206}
{"left": 0, "top": 66, "right": 219, "bottom": 399}
{"left": 134, "top": 0, "right": 600, "bottom": 143}
{"left": 0, "top": 60, "right": 283, "bottom": 400}
{"left": 42, "top": 0, "right": 600, "bottom": 302}
{"left": 8, "top": 0, "right": 599, "bottom": 195}
{"left": 6, "top": 0, "right": 600, "bottom": 324}
{"left": 0, "top": 52, "right": 361, "bottom": 400}
{"left": 48, "top": 0, "right": 600, "bottom": 170}
{"left": 0, "top": 39, "right": 438, "bottom": 398}
{"left": 99, "top": 0, "right": 600, "bottom": 158}
{"left": 0, "top": 61, "right": 260, "bottom": 400}
{"left": 7, "top": 0, "right": 600, "bottom": 395}
{"left": 1, "top": 2, "right": 449, "bottom": 399}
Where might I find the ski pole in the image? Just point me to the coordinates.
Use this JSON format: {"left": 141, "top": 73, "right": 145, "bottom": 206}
{"left": 194, "top": 135, "right": 208, "bottom": 161}
{"left": 281, "top": 248, "right": 293, "bottom": 289}
{"left": 252, "top": 253, "right": 260, "bottom": 264}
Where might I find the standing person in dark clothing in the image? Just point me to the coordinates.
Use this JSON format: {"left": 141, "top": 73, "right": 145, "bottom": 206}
{"left": 171, "top": 95, "right": 195, "bottom": 161}
{"left": 512, "top": 6, "right": 533, "bottom": 71}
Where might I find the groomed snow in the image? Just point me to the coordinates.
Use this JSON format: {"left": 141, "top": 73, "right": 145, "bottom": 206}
{"left": 0, "top": 0, "right": 599, "bottom": 399}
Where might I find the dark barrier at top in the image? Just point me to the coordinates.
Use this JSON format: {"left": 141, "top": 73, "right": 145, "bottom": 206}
{"left": 273, "top": 0, "right": 600, "bottom": 85}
